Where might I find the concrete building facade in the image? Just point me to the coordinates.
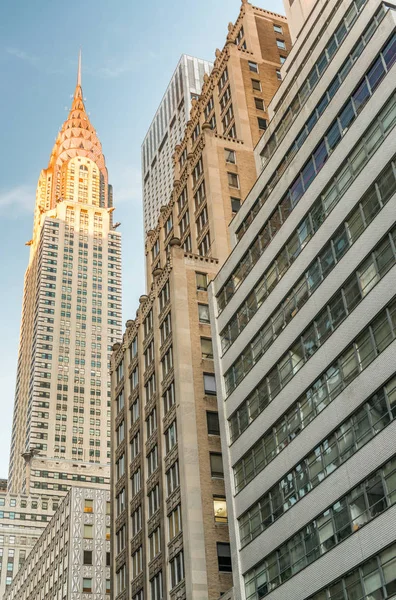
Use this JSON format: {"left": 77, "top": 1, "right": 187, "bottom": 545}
{"left": 111, "top": 3, "right": 290, "bottom": 600}
{"left": 8, "top": 56, "right": 122, "bottom": 496}
{"left": 3, "top": 487, "right": 111, "bottom": 600}
{"left": 142, "top": 55, "right": 213, "bottom": 234}
{"left": 209, "top": 0, "right": 396, "bottom": 599}
{"left": 0, "top": 491, "right": 60, "bottom": 597}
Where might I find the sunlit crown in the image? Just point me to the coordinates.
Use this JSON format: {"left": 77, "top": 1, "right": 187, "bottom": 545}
{"left": 45, "top": 52, "right": 108, "bottom": 208}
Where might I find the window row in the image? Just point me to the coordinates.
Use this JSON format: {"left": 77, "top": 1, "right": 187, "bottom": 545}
{"left": 222, "top": 156, "right": 396, "bottom": 358}
{"left": 306, "top": 543, "right": 396, "bottom": 600}
{"left": 233, "top": 296, "right": 396, "bottom": 492}
{"left": 226, "top": 222, "right": 396, "bottom": 397}
{"left": 238, "top": 4, "right": 392, "bottom": 241}
{"left": 246, "top": 0, "right": 369, "bottom": 221}
{"left": 237, "top": 6, "right": 391, "bottom": 244}
{"left": 239, "top": 374, "right": 396, "bottom": 547}
{"left": 244, "top": 456, "right": 396, "bottom": 599}
{"left": 217, "top": 40, "right": 396, "bottom": 313}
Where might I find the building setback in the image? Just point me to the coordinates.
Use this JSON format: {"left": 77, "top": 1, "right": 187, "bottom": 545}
{"left": 142, "top": 55, "right": 213, "bottom": 234}
{"left": 8, "top": 55, "right": 122, "bottom": 496}
{"left": 209, "top": 0, "right": 396, "bottom": 599}
{"left": 111, "top": 3, "right": 290, "bottom": 600}
{"left": 3, "top": 487, "right": 111, "bottom": 600}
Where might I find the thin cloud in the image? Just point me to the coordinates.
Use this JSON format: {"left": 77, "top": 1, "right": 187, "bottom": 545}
{"left": 85, "top": 60, "right": 139, "bottom": 80}
{"left": 6, "top": 47, "right": 39, "bottom": 67}
{"left": 0, "top": 185, "right": 34, "bottom": 217}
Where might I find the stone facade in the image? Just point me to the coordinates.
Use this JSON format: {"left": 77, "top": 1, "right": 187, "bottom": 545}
{"left": 111, "top": 3, "right": 290, "bottom": 600}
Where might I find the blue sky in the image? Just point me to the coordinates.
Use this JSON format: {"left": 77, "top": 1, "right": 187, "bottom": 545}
{"left": 0, "top": 0, "right": 284, "bottom": 477}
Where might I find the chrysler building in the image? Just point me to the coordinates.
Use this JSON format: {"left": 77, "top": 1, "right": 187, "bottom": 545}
{"left": 8, "top": 55, "right": 122, "bottom": 495}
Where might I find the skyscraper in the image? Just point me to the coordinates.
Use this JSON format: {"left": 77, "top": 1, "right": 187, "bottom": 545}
{"left": 111, "top": 3, "right": 290, "bottom": 599}
{"left": 8, "top": 55, "right": 122, "bottom": 496}
{"left": 209, "top": 0, "right": 396, "bottom": 598}
{"left": 141, "top": 55, "right": 213, "bottom": 234}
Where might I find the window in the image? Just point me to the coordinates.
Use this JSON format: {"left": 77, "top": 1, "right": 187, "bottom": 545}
{"left": 276, "top": 39, "right": 286, "bottom": 49}
{"left": 131, "top": 398, "right": 139, "bottom": 423}
{"left": 132, "top": 547, "right": 142, "bottom": 579}
{"left": 116, "top": 489, "right": 126, "bottom": 516}
{"left": 165, "top": 215, "right": 173, "bottom": 236}
{"left": 179, "top": 210, "right": 190, "bottom": 236}
{"left": 83, "top": 578, "right": 93, "bottom": 593}
{"left": 218, "top": 68, "right": 228, "bottom": 92}
{"left": 84, "top": 524, "right": 93, "bottom": 538}
{"left": 214, "top": 497, "right": 228, "bottom": 523}
{"left": 197, "top": 206, "right": 208, "bottom": 233}
{"left": 254, "top": 98, "right": 265, "bottom": 110}
{"left": 258, "top": 118, "right": 267, "bottom": 131}
{"left": 84, "top": 499, "right": 93, "bottom": 513}
{"left": 116, "top": 391, "right": 124, "bottom": 413}
{"left": 177, "top": 187, "right": 188, "bottom": 214}
{"left": 252, "top": 79, "right": 261, "bottom": 91}
{"left": 165, "top": 421, "right": 177, "bottom": 454}
{"left": 210, "top": 453, "right": 224, "bottom": 478}
{"left": 217, "top": 543, "right": 232, "bottom": 572}
{"left": 280, "top": 55, "right": 286, "bottom": 64}
{"left": 159, "top": 281, "right": 170, "bottom": 312}
{"left": 147, "top": 446, "right": 158, "bottom": 476}
{"left": 131, "top": 468, "right": 141, "bottom": 496}
{"left": 116, "top": 421, "right": 125, "bottom": 445}
{"left": 169, "top": 505, "right": 182, "bottom": 540}
{"left": 220, "top": 86, "right": 231, "bottom": 112}
{"left": 201, "top": 338, "right": 213, "bottom": 359}
{"left": 166, "top": 461, "right": 180, "bottom": 496}
{"left": 207, "top": 412, "right": 220, "bottom": 435}
{"left": 116, "top": 454, "right": 125, "bottom": 480}
{"left": 228, "top": 172, "right": 239, "bottom": 188}
{"left": 192, "top": 158, "right": 203, "bottom": 186}
{"left": 83, "top": 550, "right": 93, "bottom": 565}
{"left": 204, "top": 373, "right": 217, "bottom": 395}
{"left": 106, "top": 579, "right": 110, "bottom": 594}
{"left": 146, "top": 373, "right": 156, "bottom": 403}
{"left": 248, "top": 61, "right": 259, "bottom": 73}
{"left": 131, "top": 367, "right": 139, "bottom": 389}
{"left": 130, "top": 432, "right": 140, "bottom": 460}
{"left": 132, "top": 506, "right": 142, "bottom": 536}
{"left": 148, "top": 484, "right": 160, "bottom": 517}
{"left": 198, "top": 304, "right": 210, "bottom": 323}
{"left": 163, "top": 382, "right": 175, "bottom": 414}
{"left": 196, "top": 272, "right": 208, "bottom": 291}
{"left": 276, "top": 69, "right": 282, "bottom": 80}
{"left": 274, "top": 24, "right": 283, "bottom": 33}
{"left": 231, "top": 197, "right": 241, "bottom": 214}
{"left": 150, "top": 572, "right": 163, "bottom": 600}
{"left": 162, "top": 347, "right": 173, "bottom": 378}
{"left": 198, "top": 232, "right": 211, "bottom": 257}
{"left": 149, "top": 527, "right": 161, "bottom": 560}
{"left": 225, "top": 148, "right": 236, "bottom": 164}
{"left": 183, "top": 234, "right": 192, "bottom": 252}
{"left": 222, "top": 104, "right": 234, "bottom": 133}
{"left": 170, "top": 551, "right": 185, "bottom": 589}
{"left": 151, "top": 239, "right": 160, "bottom": 261}
{"left": 116, "top": 566, "right": 126, "bottom": 593}
{"left": 146, "top": 408, "right": 157, "bottom": 437}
